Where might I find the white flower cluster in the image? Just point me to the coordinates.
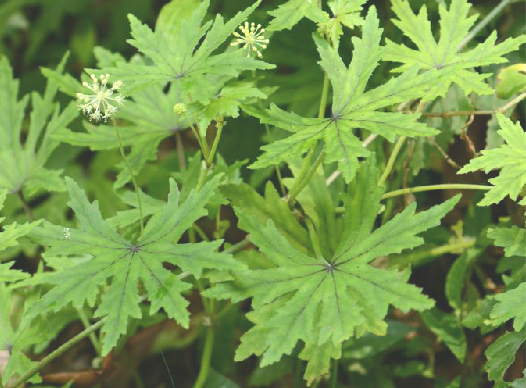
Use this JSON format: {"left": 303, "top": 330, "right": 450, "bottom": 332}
{"left": 231, "top": 22, "right": 269, "bottom": 58}
{"left": 76, "top": 74, "right": 124, "bottom": 122}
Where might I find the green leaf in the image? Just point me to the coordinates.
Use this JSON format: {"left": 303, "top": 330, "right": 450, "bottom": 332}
{"left": 459, "top": 113, "right": 526, "bottom": 206}
{"left": 249, "top": 7, "right": 440, "bottom": 182}
{"left": 489, "top": 282, "right": 526, "bottom": 332}
{"left": 207, "top": 160, "right": 459, "bottom": 383}
{"left": 318, "top": 0, "right": 368, "bottom": 47}
{"left": 267, "top": 0, "right": 327, "bottom": 31}
{"left": 496, "top": 65, "right": 526, "bottom": 99}
{"left": 385, "top": 0, "right": 526, "bottom": 97}
{"left": 104, "top": 1, "right": 273, "bottom": 94}
{"left": 0, "top": 55, "right": 78, "bottom": 195}
{"left": 421, "top": 308, "right": 467, "bottom": 362}
{"left": 445, "top": 249, "right": 478, "bottom": 311}
{"left": 156, "top": 0, "right": 200, "bottom": 44}
{"left": 485, "top": 330, "right": 526, "bottom": 386}
{"left": 27, "top": 176, "right": 243, "bottom": 355}
{"left": 488, "top": 226, "right": 526, "bottom": 257}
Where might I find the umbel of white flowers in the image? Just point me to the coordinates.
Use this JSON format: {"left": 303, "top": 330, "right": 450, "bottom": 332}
{"left": 76, "top": 74, "right": 125, "bottom": 122}
{"left": 231, "top": 22, "right": 269, "bottom": 58}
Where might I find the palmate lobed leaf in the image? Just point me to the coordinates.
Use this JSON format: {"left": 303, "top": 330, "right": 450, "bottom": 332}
{"left": 0, "top": 55, "right": 78, "bottom": 196}
{"left": 459, "top": 113, "right": 526, "bottom": 206}
{"left": 248, "top": 7, "right": 441, "bottom": 182}
{"left": 101, "top": 0, "right": 274, "bottom": 95}
{"left": 26, "top": 176, "right": 243, "bottom": 355}
{"left": 207, "top": 159, "right": 460, "bottom": 383}
{"left": 384, "top": 0, "right": 526, "bottom": 98}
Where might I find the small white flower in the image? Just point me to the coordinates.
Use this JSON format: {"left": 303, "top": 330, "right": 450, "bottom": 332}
{"left": 231, "top": 22, "right": 269, "bottom": 58}
{"left": 76, "top": 74, "right": 125, "bottom": 122}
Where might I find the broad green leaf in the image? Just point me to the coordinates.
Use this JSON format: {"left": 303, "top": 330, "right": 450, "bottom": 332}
{"left": 421, "top": 308, "right": 467, "bottom": 362}
{"left": 27, "top": 176, "right": 243, "bottom": 355}
{"left": 459, "top": 114, "right": 526, "bottom": 206}
{"left": 485, "top": 330, "right": 526, "bottom": 387}
{"left": 488, "top": 226, "right": 526, "bottom": 257}
{"left": 0, "top": 55, "right": 78, "bottom": 195}
{"left": 266, "top": 0, "right": 327, "bottom": 31}
{"left": 103, "top": 1, "right": 273, "bottom": 94}
{"left": 385, "top": 0, "right": 526, "bottom": 97}
{"left": 249, "top": 7, "right": 440, "bottom": 182}
{"left": 156, "top": 0, "right": 199, "bottom": 44}
{"left": 207, "top": 160, "right": 459, "bottom": 383}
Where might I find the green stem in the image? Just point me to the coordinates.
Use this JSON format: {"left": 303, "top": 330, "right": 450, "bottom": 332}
{"left": 113, "top": 122, "right": 144, "bottom": 236}
{"left": 77, "top": 309, "right": 101, "bottom": 356}
{"left": 195, "top": 161, "right": 209, "bottom": 192}
{"left": 11, "top": 319, "right": 106, "bottom": 388}
{"left": 288, "top": 150, "right": 326, "bottom": 206}
{"left": 330, "top": 359, "right": 338, "bottom": 388}
{"left": 207, "top": 120, "right": 225, "bottom": 166}
{"left": 458, "top": 0, "right": 513, "bottom": 50}
{"left": 381, "top": 184, "right": 492, "bottom": 199}
{"left": 193, "top": 320, "right": 214, "bottom": 388}
{"left": 193, "top": 224, "right": 210, "bottom": 242}
{"left": 224, "top": 237, "right": 251, "bottom": 254}
{"left": 377, "top": 136, "right": 406, "bottom": 187}
{"left": 318, "top": 72, "right": 330, "bottom": 119}
{"left": 184, "top": 112, "right": 210, "bottom": 160}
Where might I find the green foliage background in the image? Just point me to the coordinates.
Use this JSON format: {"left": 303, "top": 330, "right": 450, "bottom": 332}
{"left": 0, "top": 0, "right": 525, "bottom": 387}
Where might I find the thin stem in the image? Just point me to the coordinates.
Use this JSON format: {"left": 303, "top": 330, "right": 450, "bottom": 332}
{"left": 195, "top": 161, "right": 209, "bottom": 192}
{"left": 318, "top": 72, "right": 330, "bottom": 119}
{"left": 193, "top": 320, "right": 214, "bottom": 388}
{"left": 11, "top": 319, "right": 106, "bottom": 388}
{"left": 193, "top": 224, "right": 210, "bottom": 242}
{"left": 183, "top": 112, "right": 210, "bottom": 160}
{"left": 16, "top": 191, "right": 34, "bottom": 222}
{"left": 458, "top": 0, "right": 513, "bottom": 51}
{"left": 207, "top": 120, "right": 225, "bottom": 166}
{"left": 288, "top": 150, "right": 326, "bottom": 206}
{"left": 76, "top": 309, "right": 101, "bottom": 356}
{"left": 378, "top": 136, "right": 406, "bottom": 186}
{"left": 330, "top": 359, "right": 338, "bottom": 388}
{"left": 381, "top": 184, "right": 492, "bottom": 199}
{"left": 113, "top": 122, "right": 144, "bottom": 236}
{"left": 224, "top": 237, "right": 251, "bottom": 254}
{"left": 175, "top": 132, "right": 187, "bottom": 171}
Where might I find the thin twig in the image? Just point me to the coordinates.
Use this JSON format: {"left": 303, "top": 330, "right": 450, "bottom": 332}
{"left": 460, "top": 114, "right": 476, "bottom": 156}
{"left": 427, "top": 136, "right": 460, "bottom": 169}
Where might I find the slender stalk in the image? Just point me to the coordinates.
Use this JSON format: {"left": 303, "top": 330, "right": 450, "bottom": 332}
{"left": 11, "top": 319, "right": 105, "bottom": 388}
{"left": 16, "top": 191, "right": 34, "bottom": 222}
{"left": 175, "top": 132, "right": 187, "bottom": 171}
{"left": 378, "top": 136, "right": 406, "bottom": 186}
{"left": 458, "top": 0, "right": 513, "bottom": 51}
{"left": 224, "top": 237, "right": 251, "bottom": 254}
{"left": 113, "top": 122, "right": 144, "bottom": 236}
{"left": 183, "top": 112, "right": 210, "bottom": 160}
{"left": 195, "top": 162, "right": 209, "bottom": 192}
{"left": 207, "top": 120, "right": 225, "bottom": 166}
{"left": 193, "top": 322, "right": 214, "bottom": 388}
{"left": 381, "top": 184, "right": 492, "bottom": 199}
{"left": 76, "top": 309, "right": 101, "bottom": 355}
{"left": 287, "top": 148, "right": 315, "bottom": 203}
{"left": 288, "top": 151, "right": 326, "bottom": 206}
{"left": 330, "top": 359, "right": 339, "bottom": 388}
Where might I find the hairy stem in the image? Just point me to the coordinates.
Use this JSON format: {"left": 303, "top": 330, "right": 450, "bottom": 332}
{"left": 77, "top": 309, "right": 101, "bottom": 356}
{"left": 458, "top": 0, "right": 513, "bottom": 50}
{"left": 193, "top": 322, "right": 214, "bottom": 388}
{"left": 113, "top": 122, "right": 144, "bottom": 236}
{"left": 381, "top": 184, "right": 492, "bottom": 199}
{"left": 378, "top": 136, "right": 406, "bottom": 186}
{"left": 175, "top": 132, "right": 187, "bottom": 171}
{"left": 11, "top": 319, "right": 105, "bottom": 388}
{"left": 224, "top": 237, "right": 251, "bottom": 254}
{"left": 207, "top": 119, "right": 225, "bottom": 166}
{"left": 16, "top": 191, "right": 34, "bottom": 222}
